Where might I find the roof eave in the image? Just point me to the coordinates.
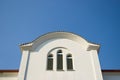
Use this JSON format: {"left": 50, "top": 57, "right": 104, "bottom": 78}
{"left": 20, "top": 42, "right": 33, "bottom": 53}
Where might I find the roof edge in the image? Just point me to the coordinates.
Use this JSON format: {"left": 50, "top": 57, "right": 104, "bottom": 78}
{"left": 20, "top": 31, "right": 100, "bottom": 52}
{"left": 0, "top": 70, "right": 19, "bottom": 72}
{"left": 1, "top": 69, "right": 120, "bottom": 72}
{"left": 102, "top": 70, "right": 120, "bottom": 72}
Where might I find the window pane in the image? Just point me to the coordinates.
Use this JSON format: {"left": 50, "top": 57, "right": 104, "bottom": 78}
{"left": 47, "top": 58, "right": 53, "bottom": 70}
{"left": 67, "top": 58, "right": 73, "bottom": 70}
{"left": 67, "top": 54, "right": 72, "bottom": 57}
{"left": 57, "top": 50, "right": 62, "bottom": 53}
{"left": 57, "top": 54, "right": 63, "bottom": 70}
{"left": 67, "top": 54, "right": 73, "bottom": 70}
{"left": 48, "top": 54, "right": 53, "bottom": 57}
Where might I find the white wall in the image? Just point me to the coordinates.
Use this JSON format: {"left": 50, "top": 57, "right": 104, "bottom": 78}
{"left": 23, "top": 39, "right": 102, "bottom": 80}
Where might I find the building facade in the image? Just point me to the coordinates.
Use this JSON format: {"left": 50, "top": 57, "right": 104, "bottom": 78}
{"left": 0, "top": 32, "right": 120, "bottom": 80}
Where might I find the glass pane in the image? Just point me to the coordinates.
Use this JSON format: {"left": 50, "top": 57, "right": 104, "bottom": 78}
{"left": 48, "top": 54, "right": 53, "bottom": 57}
{"left": 67, "top": 54, "right": 72, "bottom": 57}
{"left": 57, "top": 50, "right": 62, "bottom": 53}
{"left": 67, "top": 58, "right": 73, "bottom": 70}
{"left": 47, "top": 58, "right": 53, "bottom": 70}
{"left": 57, "top": 54, "right": 63, "bottom": 70}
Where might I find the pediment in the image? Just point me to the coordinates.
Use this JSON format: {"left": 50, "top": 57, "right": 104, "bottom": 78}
{"left": 20, "top": 32, "right": 100, "bottom": 52}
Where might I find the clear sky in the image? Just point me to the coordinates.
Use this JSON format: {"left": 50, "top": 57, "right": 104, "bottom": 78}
{"left": 0, "top": 0, "right": 120, "bottom": 70}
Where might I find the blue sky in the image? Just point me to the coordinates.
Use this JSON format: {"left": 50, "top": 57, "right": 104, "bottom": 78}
{"left": 0, "top": 0, "right": 120, "bottom": 69}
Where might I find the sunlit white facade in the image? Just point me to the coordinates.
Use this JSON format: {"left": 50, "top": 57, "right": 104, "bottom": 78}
{"left": 0, "top": 32, "right": 120, "bottom": 80}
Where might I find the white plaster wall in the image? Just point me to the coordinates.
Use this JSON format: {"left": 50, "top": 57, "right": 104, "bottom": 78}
{"left": 0, "top": 72, "right": 18, "bottom": 80}
{"left": 25, "top": 39, "right": 102, "bottom": 80}
{"left": 103, "top": 72, "right": 120, "bottom": 80}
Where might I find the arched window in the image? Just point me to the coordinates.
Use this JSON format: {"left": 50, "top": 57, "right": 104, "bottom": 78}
{"left": 57, "top": 50, "right": 63, "bottom": 70}
{"left": 67, "top": 54, "right": 73, "bottom": 70}
{"left": 47, "top": 54, "right": 53, "bottom": 70}
{"left": 47, "top": 48, "right": 74, "bottom": 71}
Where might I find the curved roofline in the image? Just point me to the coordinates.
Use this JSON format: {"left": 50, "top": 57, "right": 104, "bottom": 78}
{"left": 20, "top": 31, "right": 100, "bottom": 52}
{"left": 20, "top": 31, "right": 88, "bottom": 46}
{"left": 20, "top": 31, "right": 99, "bottom": 46}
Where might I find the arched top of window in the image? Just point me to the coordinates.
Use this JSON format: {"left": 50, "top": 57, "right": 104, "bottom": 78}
{"left": 67, "top": 54, "right": 72, "bottom": 57}
{"left": 57, "top": 50, "right": 62, "bottom": 53}
{"left": 48, "top": 54, "right": 53, "bottom": 57}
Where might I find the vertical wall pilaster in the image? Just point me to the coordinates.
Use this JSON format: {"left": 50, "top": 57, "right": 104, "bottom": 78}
{"left": 90, "top": 50, "right": 103, "bottom": 80}
{"left": 18, "top": 50, "right": 30, "bottom": 80}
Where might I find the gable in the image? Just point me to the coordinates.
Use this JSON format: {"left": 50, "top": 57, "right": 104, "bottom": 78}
{"left": 20, "top": 32, "right": 99, "bottom": 52}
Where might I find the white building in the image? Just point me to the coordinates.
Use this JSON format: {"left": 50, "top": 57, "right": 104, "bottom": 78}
{"left": 0, "top": 32, "right": 120, "bottom": 80}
